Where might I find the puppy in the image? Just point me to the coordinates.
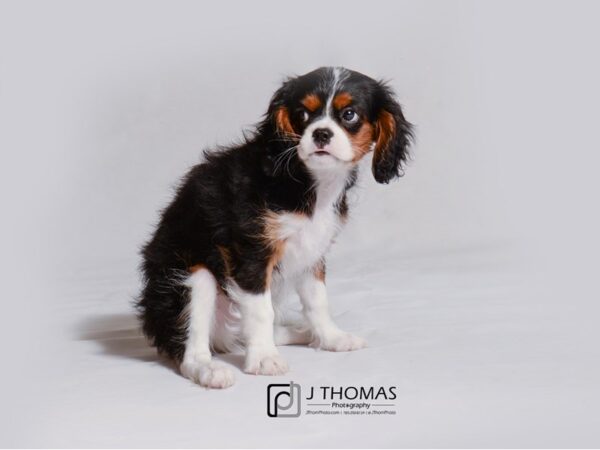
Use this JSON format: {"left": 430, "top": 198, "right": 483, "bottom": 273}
{"left": 138, "top": 67, "right": 413, "bottom": 388}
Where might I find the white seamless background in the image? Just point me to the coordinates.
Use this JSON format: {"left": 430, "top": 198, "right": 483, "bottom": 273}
{"left": 1, "top": 0, "right": 599, "bottom": 447}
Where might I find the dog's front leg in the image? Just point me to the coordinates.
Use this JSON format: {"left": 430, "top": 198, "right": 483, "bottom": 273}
{"left": 296, "top": 264, "right": 367, "bottom": 352}
{"left": 229, "top": 282, "right": 289, "bottom": 375}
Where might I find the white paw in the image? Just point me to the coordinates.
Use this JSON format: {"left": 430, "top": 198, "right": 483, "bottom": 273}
{"left": 180, "top": 360, "right": 235, "bottom": 389}
{"left": 244, "top": 351, "right": 289, "bottom": 375}
{"left": 318, "top": 332, "right": 367, "bottom": 352}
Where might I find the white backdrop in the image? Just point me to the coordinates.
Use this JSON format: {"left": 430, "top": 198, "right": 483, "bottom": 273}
{"left": 1, "top": 0, "right": 599, "bottom": 447}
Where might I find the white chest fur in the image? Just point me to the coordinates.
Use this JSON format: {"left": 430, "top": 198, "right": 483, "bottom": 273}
{"left": 276, "top": 207, "right": 342, "bottom": 276}
{"left": 274, "top": 172, "right": 349, "bottom": 277}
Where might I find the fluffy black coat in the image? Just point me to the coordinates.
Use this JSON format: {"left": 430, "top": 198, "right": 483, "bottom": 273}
{"left": 137, "top": 67, "right": 412, "bottom": 361}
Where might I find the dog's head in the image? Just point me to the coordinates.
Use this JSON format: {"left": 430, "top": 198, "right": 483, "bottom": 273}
{"left": 263, "top": 67, "right": 413, "bottom": 183}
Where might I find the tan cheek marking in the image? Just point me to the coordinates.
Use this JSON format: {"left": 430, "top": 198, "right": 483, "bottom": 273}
{"left": 348, "top": 122, "right": 375, "bottom": 162}
{"left": 275, "top": 106, "right": 295, "bottom": 135}
{"left": 333, "top": 92, "right": 353, "bottom": 110}
{"left": 301, "top": 93, "right": 322, "bottom": 112}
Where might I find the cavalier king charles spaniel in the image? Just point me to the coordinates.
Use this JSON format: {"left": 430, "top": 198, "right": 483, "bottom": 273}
{"left": 138, "top": 67, "right": 413, "bottom": 388}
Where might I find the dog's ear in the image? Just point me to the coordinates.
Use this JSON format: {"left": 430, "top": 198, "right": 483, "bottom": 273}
{"left": 371, "top": 82, "right": 413, "bottom": 184}
{"left": 261, "top": 77, "right": 297, "bottom": 138}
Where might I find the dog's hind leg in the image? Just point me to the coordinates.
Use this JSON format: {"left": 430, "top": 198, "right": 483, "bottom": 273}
{"left": 180, "top": 266, "right": 235, "bottom": 388}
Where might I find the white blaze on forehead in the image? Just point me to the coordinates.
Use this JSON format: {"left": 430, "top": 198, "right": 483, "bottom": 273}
{"left": 325, "top": 67, "right": 349, "bottom": 116}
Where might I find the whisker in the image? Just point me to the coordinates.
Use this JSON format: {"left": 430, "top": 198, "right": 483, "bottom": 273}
{"left": 273, "top": 145, "right": 299, "bottom": 175}
{"left": 275, "top": 130, "right": 302, "bottom": 140}
{"left": 283, "top": 147, "right": 301, "bottom": 183}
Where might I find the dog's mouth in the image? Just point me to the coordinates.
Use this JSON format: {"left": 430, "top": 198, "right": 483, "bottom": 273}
{"left": 308, "top": 149, "right": 350, "bottom": 164}
{"left": 300, "top": 144, "right": 345, "bottom": 163}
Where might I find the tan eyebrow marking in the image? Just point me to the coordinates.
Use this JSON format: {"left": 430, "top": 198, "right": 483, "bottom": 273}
{"left": 301, "top": 93, "right": 322, "bottom": 112}
{"left": 333, "top": 92, "right": 353, "bottom": 110}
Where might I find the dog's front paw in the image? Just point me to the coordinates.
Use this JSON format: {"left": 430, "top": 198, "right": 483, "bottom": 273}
{"left": 244, "top": 349, "right": 289, "bottom": 375}
{"left": 318, "top": 332, "right": 367, "bottom": 352}
{"left": 180, "top": 360, "right": 236, "bottom": 389}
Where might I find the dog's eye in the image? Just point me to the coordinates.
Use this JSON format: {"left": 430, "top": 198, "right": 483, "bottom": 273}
{"left": 301, "top": 110, "right": 310, "bottom": 122}
{"left": 341, "top": 108, "right": 359, "bottom": 124}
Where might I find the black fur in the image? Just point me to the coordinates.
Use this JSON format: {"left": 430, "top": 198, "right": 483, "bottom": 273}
{"left": 137, "top": 67, "right": 412, "bottom": 361}
{"left": 371, "top": 82, "right": 414, "bottom": 183}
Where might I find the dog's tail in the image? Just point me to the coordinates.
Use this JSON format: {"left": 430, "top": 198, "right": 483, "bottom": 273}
{"left": 136, "top": 266, "right": 190, "bottom": 362}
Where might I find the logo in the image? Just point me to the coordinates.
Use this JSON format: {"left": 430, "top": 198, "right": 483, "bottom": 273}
{"left": 267, "top": 382, "right": 398, "bottom": 417}
{"left": 267, "top": 382, "right": 302, "bottom": 417}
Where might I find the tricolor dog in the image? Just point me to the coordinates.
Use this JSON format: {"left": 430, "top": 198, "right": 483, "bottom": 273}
{"left": 138, "top": 67, "right": 413, "bottom": 388}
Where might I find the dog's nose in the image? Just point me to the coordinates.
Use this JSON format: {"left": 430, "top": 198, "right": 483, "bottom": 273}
{"left": 312, "top": 128, "right": 333, "bottom": 148}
